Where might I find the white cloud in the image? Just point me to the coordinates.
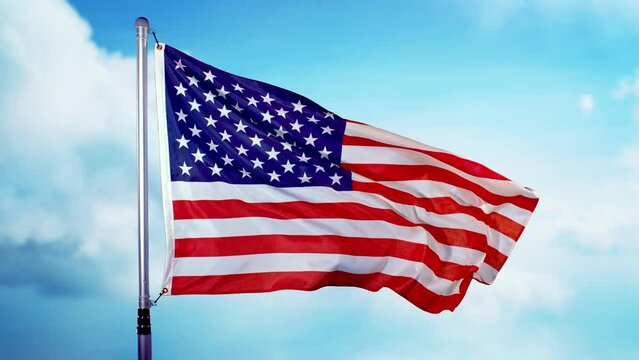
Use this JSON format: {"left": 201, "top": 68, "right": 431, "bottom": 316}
{"left": 0, "top": 189, "right": 65, "bottom": 244}
{"left": 475, "top": 0, "right": 639, "bottom": 32}
{"left": 613, "top": 68, "right": 639, "bottom": 122}
{"left": 0, "top": 0, "right": 135, "bottom": 154}
{"left": 462, "top": 269, "right": 572, "bottom": 319}
{"left": 619, "top": 142, "right": 639, "bottom": 176}
{"left": 0, "top": 0, "right": 156, "bottom": 295}
{"left": 578, "top": 94, "right": 595, "bottom": 113}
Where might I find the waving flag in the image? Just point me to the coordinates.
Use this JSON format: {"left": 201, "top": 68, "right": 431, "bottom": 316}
{"left": 154, "top": 43, "right": 539, "bottom": 313}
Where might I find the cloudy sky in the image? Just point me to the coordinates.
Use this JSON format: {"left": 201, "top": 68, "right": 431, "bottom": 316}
{"left": 1, "top": 0, "right": 638, "bottom": 358}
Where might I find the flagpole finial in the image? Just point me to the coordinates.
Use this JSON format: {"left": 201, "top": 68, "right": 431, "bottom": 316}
{"left": 135, "top": 17, "right": 149, "bottom": 27}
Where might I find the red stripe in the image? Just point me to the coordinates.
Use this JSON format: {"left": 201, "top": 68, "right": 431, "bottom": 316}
{"left": 173, "top": 199, "right": 490, "bottom": 254}
{"left": 171, "top": 270, "right": 474, "bottom": 314}
{"left": 343, "top": 134, "right": 509, "bottom": 181}
{"left": 343, "top": 163, "right": 537, "bottom": 212}
{"left": 485, "top": 244, "right": 508, "bottom": 271}
{"left": 352, "top": 181, "right": 525, "bottom": 241}
{"left": 174, "top": 234, "right": 477, "bottom": 281}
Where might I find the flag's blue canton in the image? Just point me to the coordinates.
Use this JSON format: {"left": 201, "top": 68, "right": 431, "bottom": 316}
{"left": 163, "top": 45, "right": 352, "bottom": 190}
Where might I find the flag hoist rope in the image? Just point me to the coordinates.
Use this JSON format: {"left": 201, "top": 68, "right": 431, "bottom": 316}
{"left": 135, "top": 16, "right": 152, "bottom": 360}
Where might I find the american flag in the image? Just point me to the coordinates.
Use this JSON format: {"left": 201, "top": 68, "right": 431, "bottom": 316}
{"left": 154, "top": 44, "right": 539, "bottom": 313}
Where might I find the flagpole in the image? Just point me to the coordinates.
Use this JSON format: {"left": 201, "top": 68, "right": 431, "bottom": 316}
{"left": 135, "top": 16, "right": 152, "bottom": 360}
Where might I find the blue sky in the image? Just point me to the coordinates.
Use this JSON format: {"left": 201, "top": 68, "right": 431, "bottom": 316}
{"left": 1, "top": 0, "right": 638, "bottom": 358}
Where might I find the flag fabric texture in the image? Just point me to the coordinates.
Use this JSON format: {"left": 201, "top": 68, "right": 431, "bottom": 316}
{"left": 154, "top": 43, "right": 539, "bottom": 313}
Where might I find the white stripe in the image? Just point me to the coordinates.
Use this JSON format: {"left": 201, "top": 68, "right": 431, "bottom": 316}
{"left": 172, "top": 253, "right": 462, "bottom": 296}
{"left": 345, "top": 121, "right": 454, "bottom": 156}
{"left": 171, "top": 181, "right": 518, "bottom": 255}
{"left": 343, "top": 145, "right": 535, "bottom": 198}
{"left": 475, "top": 263, "right": 499, "bottom": 284}
{"left": 173, "top": 217, "right": 486, "bottom": 267}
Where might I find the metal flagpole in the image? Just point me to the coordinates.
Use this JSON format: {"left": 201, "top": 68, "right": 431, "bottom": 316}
{"left": 135, "top": 16, "right": 152, "bottom": 360}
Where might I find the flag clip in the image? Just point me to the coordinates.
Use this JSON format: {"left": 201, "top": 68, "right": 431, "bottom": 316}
{"left": 151, "top": 29, "right": 162, "bottom": 50}
{"left": 151, "top": 287, "right": 168, "bottom": 306}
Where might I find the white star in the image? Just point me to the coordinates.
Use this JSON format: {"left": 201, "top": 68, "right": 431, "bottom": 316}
{"left": 319, "top": 146, "right": 332, "bottom": 159}
{"left": 235, "top": 144, "right": 249, "bottom": 156}
{"left": 232, "top": 102, "right": 243, "bottom": 112}
{"left": 239, "top": 168, "right": 251, "bottom": 178}
{"left": 203, "top": 70, "right": 216, "bottom": 83}
{"left": 233, "top": 83, "right": 244, "bottom": 93}
{"left": 298, "top": 172, "right": 312, "bottom": 183}
{"left": 191, "top": 148, "right": 205, "bottom": 163}
{"left": 209, "top": 163, "right": 222, "bottom": 176}
{"left": 292, "top": 100, "right": 306, "bottom": 113}
{"left": 321, "top": 125, "right": 334, "bottom": 135}
{"left": 176, "top": 135, "right": 190, "bottom": 149}
{"left": 314, "top": 164, "right": 325, "bottom": 173}
{"left": 261, "top": 93, "right": 274, "bottom": 105}
{"left": 246, "top": 96, "right": 259, "bottom": 107}
{"left": 266, "top": 147, "right": 280, "bottom": 160}
{"left": 251, "top": 157, "right": 264, "bottom": 169}
{"left": 218, "top": 105, "right": 231, "bottom": 118}
{"left": 249, "top": 134, "right": 263, "bottom": 147}
{"left": 189, "top": 124, "right": 202, "bottom": 137}
{"left": 290, "top": 120, "right": 303, "bottom": 132}
{"left": 220, "top": 130, "right": 232, "bottom": 142}
{"left": 175, "top": 109, "right": 187, "bottom": 122}
{"left": 281, "top": 160, "right": 295, "bottom": 173}
{"left": 175, "top": 59, "right": 186, "bottom": 71}
{"left": 188, "top": 98, "right": 201, "bottom": 112}
{"left": 276, "top": 108, "right": 288, "bottom": 118}
{"left": 217, "top": 86, "right": 229, "bottom": 98}
{"left": 281, "top": 141, "right": 293, "bottom": 151}
{"left": 187, "top": 75, "right": 199, "bottom": 87}
{"left": 329, "top": 173, "right": 342, "bottom": 185}
{"left": 221, "top": 154, "right": 234, "bottom": 166}
{"left": 274, "top": 126, "right": 288, "bottom": 138}
{"left": 204, "top": 90, "right": 216, "bottom": 103}
{"left": 235, "top": 120, "right": 248, "bottom": 133}
{"left": 303, "top": 133, "right": 317, "bottom": 146}
{"left": 261, "top": 110, "right": 274, "bottom": 123}
{"left": 267, "top": 170, "right": 281, "bottom": 182}
{"left": 205, "top": 115, "right": 217, "bottom": 127}
{"left": 179, "top": 162, "right": 192, "bottom": 175}
{"left": 307, "top": 115, "right": 320, "bottom": 123}
{"left": 207, "top": 140, "right": 219, "bottom": 152}
{"left": 297, "top": 153, "right": 311, "bottom": 162}
{"left": 174, "top": 83, "right": 187, "bottom": 96}
{"left": 324, "top": 111, "right": 335, "bottom": 119}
